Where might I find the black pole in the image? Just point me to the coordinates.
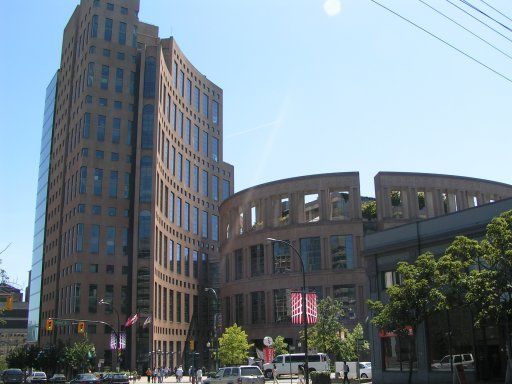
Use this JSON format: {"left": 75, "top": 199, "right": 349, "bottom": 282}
{"left": 205, "top": 288, "right": 220, "bottom": 371}
{"left": 100, "top": 299, "right": 121, "bottom": 371}
{"left": 268, "top": 238, "right": 309, "bottom": 384}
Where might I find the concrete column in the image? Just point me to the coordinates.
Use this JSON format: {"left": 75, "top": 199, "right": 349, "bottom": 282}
{"left": 408, "top": 187, "right": 418, "bottom": 219}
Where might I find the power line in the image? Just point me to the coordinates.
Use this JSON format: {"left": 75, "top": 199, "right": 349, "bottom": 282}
{"left": 478, "top": 0, "right": 512, "bottom": 24}
{"left": 458, "top": 0, "right": 512, "bottom": 33}
{"left": 368, "top": 0, "right": 512, "bottom": 84}
{"left": 444, "top": 0, "right": 512, "bottom": 45}
{"left": 417, "top": 0, "right": 512, "bottom": 61}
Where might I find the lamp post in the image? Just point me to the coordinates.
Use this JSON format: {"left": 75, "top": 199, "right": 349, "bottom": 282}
{"left": 267, "top": 238, "right": 309, "bottom": 384}
{"left": 204, "top": 288, "right": 220, "bottom": 371}
{"left": 99, "top": 298, "right": 121, "bottom": 371}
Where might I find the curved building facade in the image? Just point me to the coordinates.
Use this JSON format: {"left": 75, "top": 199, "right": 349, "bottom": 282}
{"left": 218, "top": 171, "right": 512, "bottom": 351}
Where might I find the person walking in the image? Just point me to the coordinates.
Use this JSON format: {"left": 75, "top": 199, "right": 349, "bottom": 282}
{"left": 272, "top": 364, "right": 278, "bottom": 384}
{"left": 176, "top": 365, "right": 184, "bottom": 383}
{"left": 196, "top": 367, "right": 203, "bottom": 384}
{"left": 342, "top": 362, "right": 350, "bottom": 384}
{"left": 146, "top": 368, "right": 152, "bottom": 383}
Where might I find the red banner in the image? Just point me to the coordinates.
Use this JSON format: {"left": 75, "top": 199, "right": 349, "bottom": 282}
{"left": 378, "top": 326, "right": 414, "bottom": 338}
{"left": 291, "top": 291, "right": 317, "bottom": 325}
{"left": 263, "top": 347, "right": 275, "bottom": 363}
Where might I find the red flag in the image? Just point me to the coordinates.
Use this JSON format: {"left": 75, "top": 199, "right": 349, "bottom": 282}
{"left": 291, "top": 291, "right": 317, "bottom": 325}
{"left": 124, "top": 313, "right": 139, "bottom": 327}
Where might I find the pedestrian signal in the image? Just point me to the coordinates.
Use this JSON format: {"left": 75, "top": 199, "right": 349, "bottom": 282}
{"left": 45, "top": 319, "right": 54, "bottom": 331}
{"left": 78, "top": 321, "right": 86, "bottom": 333}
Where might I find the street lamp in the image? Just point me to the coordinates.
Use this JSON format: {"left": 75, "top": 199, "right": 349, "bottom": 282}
{"left": 205, "top": 288, "right": 220, "bottom": 371}
{"left": 267, "top": 238, "right": 310, "bottom": 384}
{"left": 99, "top": 298, "right": 121, "bottom": 371}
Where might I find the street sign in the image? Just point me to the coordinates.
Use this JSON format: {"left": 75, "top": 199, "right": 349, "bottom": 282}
{"left": 263, "top": 336, "right": 273, "bottom": 347}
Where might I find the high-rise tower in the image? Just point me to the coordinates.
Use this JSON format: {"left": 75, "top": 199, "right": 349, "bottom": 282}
{"left": 32, "top": 0, "right": 233, "bottom": 370}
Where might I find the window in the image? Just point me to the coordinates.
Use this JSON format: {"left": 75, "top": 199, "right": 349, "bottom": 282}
{"left": 93, "top": 168, "right": 103, "bottom": 195}
{"left": 273, "top": 289, "right": 291, "bottom": 323}
{"left": 179, "top": 70, "right": 184, "bottom": 96}
{"left": 184, "top": 247, "right": 190, "bottom": 276}
{"left": 123, "top": 172, "right": 130, "bottom": 198}
{"left": 79, "top": 167, "right": 87, "bottom": 194}
{"left": 381, "top": 271, "right": 401, "bottom": 289}
{"left": 212, "top": 215, "right": 219, "bottom": 241}
{"left": 76, "top": 223, "right": 84, "bottom": 252}
{"left": 106, "top": 3, "right": 114, "bottom": 10}
{"left": 106, "top": 264, "right": 114, "bottom": 274}
{"left": 108, "top": 207, "right": 116, "bottom": 216}
{"left": 176, "top": 197, "right": 182, "bottom": 227}
{"left": 185, "top": 118, "right": 191, "bottom": 145}
{"left": 251, "top": 291, "right": 265, "bottom": 324}
{"left": 101, "top": 65, "right": 109, "bottom": 89}
{"left": 114, "top": 101, "right": 121, "bottom": 109}
{"left": 333, "top": 285, "right": 356, "bottom": 319}
{"left": 122, "top": 228, "right": 128, "bottom": 255}
{"left": 185, "top": 159, "right": 190, "bottom": 187}
{"left": 115, "top": 68, "right": 123, "bottom": 92}
{"left": 391, "top": 190, "right": 404, "bottom": 218}
{"left": 169, "top": 240, "right": 174, "bottom": 272}
{"left": 176, "top": 292, "right": 182, "bottom": 322}
{"left": 212, "top": 137, "right": 219, "bottom": 162}
{"left": 212, "top": 100, "right": 219, "bottom": 125}
{"left": 118, "top": 22, "right": 126, "bottom": 45}
{"left": 235, "top": 293, "right": 244, "bottom": 325}
{"left": 89, "top": 264, "right": 99, "bottom": 273}
{"left": 186, "top": 78, "right": 192, "bottom": 104}
{"left": 139, "top": 156, "right": 152, "bottom": 203}
{"left": 143, "top": 56, "right": 156, "bottom": 99}
{"left": 201, "top": 211, "right": 208, "bottom": 238}
{"left": 193, "top": 166, "right": 199, "bottom": 192}
{"left": 212, "top": 176, "right": 219, "bottom": 201}
{"left": 117, "top": 51, "right": 125, "bottom": 60}
{"left": 141, "top": 104, "right": 154, "bottom": 148}
{"left": 192, "top": 207, "right": 199, "bottom": 235}
{"left": 121, "top": 6, "right": 128, "bottom": 14}
{"left": 300, "top": 237, "right": 321, "bottom": 271}
{"left": 112, "top": 118, "right": 120, "bottom": 143}
{"left": 103, "top": 48, "right": 111, "bottom": 57}
{"left": 92, "top": 205, "right": 101, "bottom": 215}
{"left": 131, "top": 25, "right": 137, "bottom": 48}
{"left": 222, "top": 179, "right": 230, "bottom": 201}
{"left": 88, "top": 285, "right": 98, "bottom": 313}
{"left": 235, "top": 249, "right": 243, "bottom": 280}
{"left": 169, "top": 192, "right": 174, "bottom": 222}
{"left": 202, "top": 93, "right": 209, "bottom": 117}
{"left": 273, "top": 241, "right": 291, "bottom": 273}
{"left": 104, "top": 18, "right": 113, "bottom": 41}
{"left": 176, "top": 244, "right": 182, "bottom": 274}
{"left": 184, "top": 293, "right": 190, "bottom": 323}
{"left": 97, "top": 115, "right": 106, "bottom": 141}
{"left": 83, "top": 112, "right": 91, "bottom": 138}
{"left": 87, "top": 62, "right": 94, "bottom": 86}
{"left": 90, "top": 225, "right": 100, "bottom": 253}
{"left": 330, "top": 235, "right": 354, "bottom": 269}
{"left": 304, "top": 193, "right": 320, "bottom": 222}
{"left": 91, "top": 15, "right": 98, "bottom": 38}
{"left": 250, "top": 244, "right": 264, "bottom": 277}
{"left": 99, "top": 98, "right": 107, "bottom": 107}
{"left": 86, "top": 95, "right": 92, "bottom": 104}
{"left": 184, "top": 202, "right": 190, "bottom": 231}
{"left": 138, "top": 211, "right": 151, "bottom": 259}
{"left": 193, "top": 125, "right": 199, "bottom": 151}
{"left": 177, "top": 153, "right": 182, "bottom": 181}
{"left": 130, "top": 72, "right": 136, "bottom": 95}
{"left": 202, "top": 170, "right": 208, "bottom": 196}
{"left": 194, "top": 86, "right": 200, "bottom": 112}
{"left": 193, "top": 251, "right": 198, "bottom": 278}
{"left": 202, "top": 131, "right": 209, "bottom": 157}
{"left": 108, "top": 171, "right": 118, "bottom": 198}
{"left": 330, "top": 191, "right": 350, "bottom": 220}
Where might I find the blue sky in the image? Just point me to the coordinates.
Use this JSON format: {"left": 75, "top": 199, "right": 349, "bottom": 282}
{"left": 1, "top": 0, "right": 511, "bottom": 290}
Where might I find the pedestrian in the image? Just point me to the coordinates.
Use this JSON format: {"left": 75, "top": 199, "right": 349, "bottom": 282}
{"left": 272, "top": 364, "right": 278, "bottom": 384}
{"left": 176, "top": 365, "right": 184, "bottom": 383}
{"left": 158, "top": 368, "right": 164, "bottom": 383}
{"left": 196, "top": 367, "right": 203, "bottom": 384}
{"left": 152, "top": 368, "right": 157, "bottom": 383}
{"left": 146, "top": 368, "right": 152, "bottom": 383}
{"left": 190, "top": 367, "right": 196, "bottom": 384}
{"left": 342, "top": 362, "right": 349, "bottom": 384}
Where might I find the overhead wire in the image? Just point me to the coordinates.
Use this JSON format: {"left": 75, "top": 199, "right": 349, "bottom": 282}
{"left": 458, "top": 0, "right": 512, "bottom": 33}
{"left": 444, "top": 0, "right": 512, "bottom": 44}
{"left": 478, "top": 0, "right": 512, "bottom": 24}
{"left": 417, "top": 0, "right": 512, "bottom": 62}
{"left": 368, "top": 0, "right": 512, "bottom": 84}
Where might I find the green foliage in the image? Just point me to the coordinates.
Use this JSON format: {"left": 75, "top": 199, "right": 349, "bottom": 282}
{"left": 339, "top": 324, "right": 369, "bottom": 362}
{"left": 306, "top": 297, "right": 345, "bottom": 359}
{"left": 273, "top": 335, "right": 288, "bottom": 356}
{"left": 0, "top": 355, "right": 7, "bottom": 370}
{"left": 6, "top": 344, "right": 40, "bottom": 369}
{"left": 37, "top": 341, "right": 66, "bottom": 373}
{"left": 64, "top": 339, "right": 96, "bottom": 371}
{"left": 218, "top": 324, "right": 253, "bottom": 366}
{"left": 361, "top": 201, "right": 377, "bottom": 220}
{"left": 417, "top": 192, "right": 425, "bottom": 210}
{"left": 310, "top": 371, "right": 331, "bottom": 384}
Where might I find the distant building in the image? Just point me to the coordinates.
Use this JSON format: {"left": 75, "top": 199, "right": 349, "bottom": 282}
{"left": 0, "top": 283, "right": 28, "bottom": 356}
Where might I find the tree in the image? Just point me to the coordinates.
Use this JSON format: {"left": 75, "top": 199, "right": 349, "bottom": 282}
{"left": 272, "top": 336, "right": 288, "bottom": 356}
{"left": 306, "top": 297, "right": 345, "bottom": 360}
{"left": 6, "top": 344, "right": 40, "bottom": 370}
{"left": 456, "top": 210, "right": 512, "bottom": 384}
{"left": 361, "top": 201, "right": 377, "bottom": 221}
{"left": 218, "top": 324, "right": 252, "bottom": 366}
{"left": 64, "top": 339, "right": 95, "bottom": 373}
{"left": 368, "top": 252, "right": 443, "bottom": 384}
{"left": 339, "top": 324, "right": 369, "bottom": 362}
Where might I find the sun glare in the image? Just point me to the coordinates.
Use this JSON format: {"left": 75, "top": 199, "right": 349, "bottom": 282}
{"left": 323, "top": 0, "right": 341, "bottom": 16}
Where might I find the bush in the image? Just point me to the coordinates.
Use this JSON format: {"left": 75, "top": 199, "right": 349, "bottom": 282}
{"left": 310, "top": 371, "right": 331, "bottom": 384}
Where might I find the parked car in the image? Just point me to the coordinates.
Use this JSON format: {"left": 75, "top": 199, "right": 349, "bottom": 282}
{"left": 358, "top": 362, "right": 372, "bottom": 379}
{"left": 48, "top": 374, "right": 66, "bottom": 384}
{"left": 431, "top": 354, "right": 474, "bottom": 370}
{"left": 69, "top": 374, "right": 100, "bottom": 384}
{"left": 2, "top": 369, "right": 25, "bottom": 384}
{"left": 100, "top": 374, "right": 128, "bottom": 384}
{"left": 27, "top": 372, "right": 47, "bottom": 384}
{"left": 203, "top": 366, "right": 264, "bottom": 384}
{"left": 263, "top": 353, "right": 330, "bottom": 379}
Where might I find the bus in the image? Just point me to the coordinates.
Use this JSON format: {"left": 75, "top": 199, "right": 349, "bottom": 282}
{"left": 263, "top": 353, "right": 330, "bottom": 379}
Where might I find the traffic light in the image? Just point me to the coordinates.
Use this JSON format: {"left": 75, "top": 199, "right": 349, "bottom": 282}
{"left": 78, "top": 321, "right": 86, "bottom": 334}
{"left": 5, "top": 295, "right": 13, "bottom": 310}
{"left": 189, "top": 340, "right": 195, "bottom": 351}
{"left": 45, "top": 319, "right": 54, "bottom": 331}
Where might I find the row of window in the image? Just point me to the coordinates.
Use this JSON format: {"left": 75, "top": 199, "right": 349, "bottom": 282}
{"left": 78, "top": 166, "right": 130, "bottom": 199}
{"left": 153, "top": 283, "right": 198, "bottom": 324}
{"left": 87, "top": 62, "right": 136, "bottom": 94}
{"left": 82, "top": 112, "right": 134, "bottom": 145}
{"left": 224, "top": 285, "right": 357, "bottom": 326}
{"left": 225, "top": 235, "right": 354, "bottom": 282}
{"left": 65, "top": 223, "right": 129, "bottom": 256}
{"left": 91, "top": 15, "right": 136, "bottom": 48}
{"left": 93, "top": 0, "right": 130, "bottom": 16}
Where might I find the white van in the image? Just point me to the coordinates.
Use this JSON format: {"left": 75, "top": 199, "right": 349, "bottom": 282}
{"left": 263, "top": 353, "right": 330, "bottom": 379}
